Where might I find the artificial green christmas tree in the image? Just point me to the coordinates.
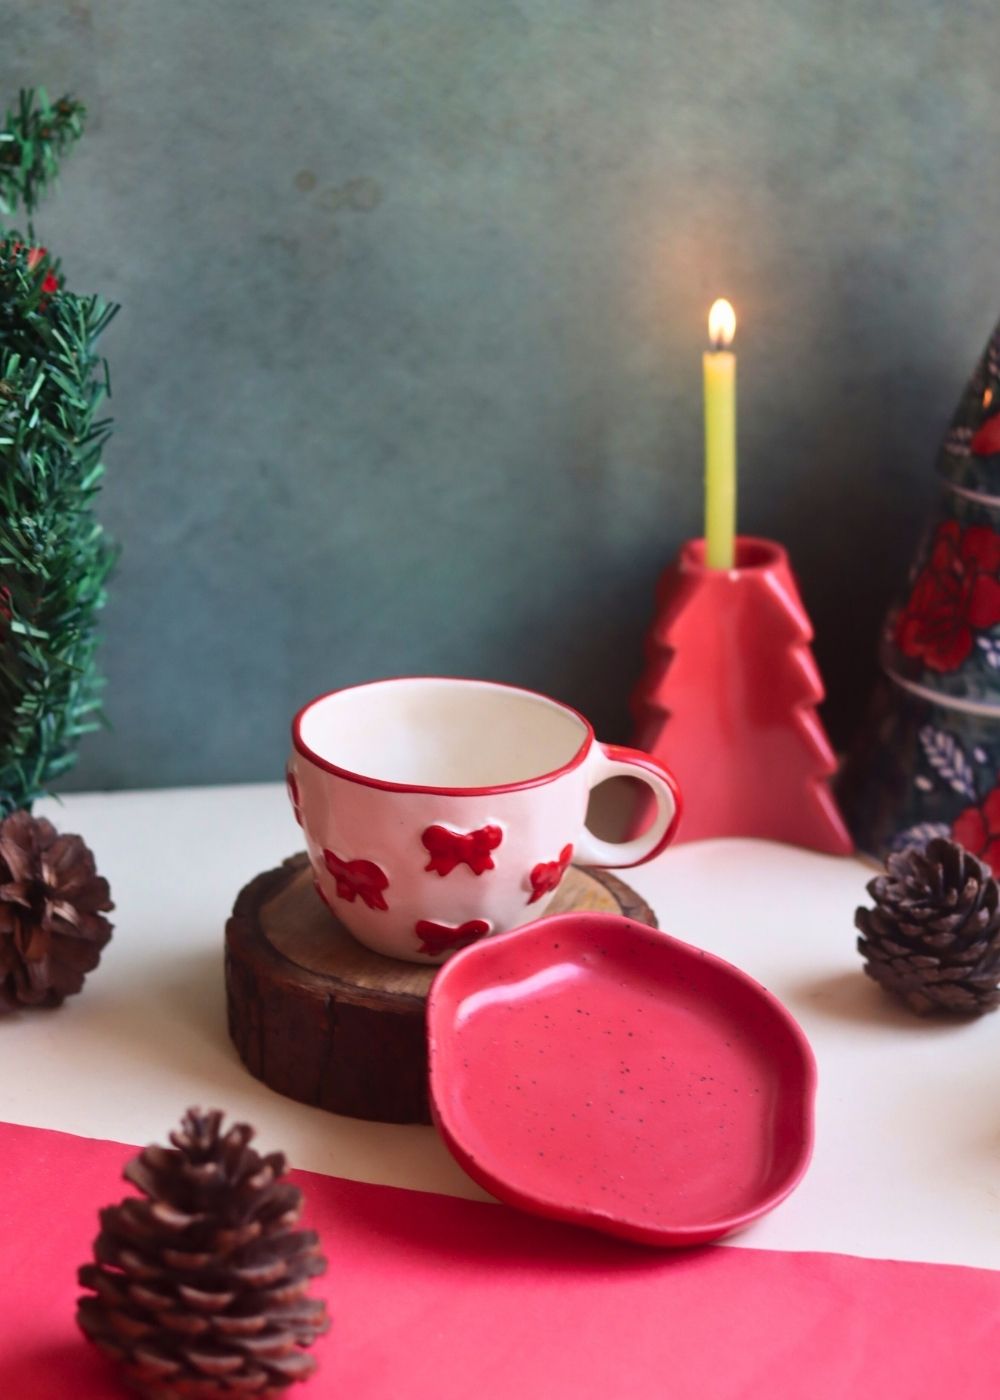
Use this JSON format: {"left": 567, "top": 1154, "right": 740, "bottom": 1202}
{"left": 0, "top": 90, "right": 117, "bottom": 1009}
{"left": 0, "top": 89, "right": 117, "bottom": 812}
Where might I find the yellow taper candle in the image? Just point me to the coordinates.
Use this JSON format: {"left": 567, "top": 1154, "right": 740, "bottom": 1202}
{"left": 703, "top": 298, "right": 737, "bottom": 570}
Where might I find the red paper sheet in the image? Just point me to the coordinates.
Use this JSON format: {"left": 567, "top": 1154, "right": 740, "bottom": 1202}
{"left": 1, "top": 1121, "right": 998, "bottom": 1399}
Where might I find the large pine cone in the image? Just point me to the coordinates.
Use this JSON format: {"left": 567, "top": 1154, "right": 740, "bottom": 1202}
{"left": 77, "top": 1109, "right": 329, "bottom": 1399}
{"left": 0, "top": 809, "right": 113, "bottom": 1011}
{"left": 856, "top": 837, "right": 1000, "bottom": 1015}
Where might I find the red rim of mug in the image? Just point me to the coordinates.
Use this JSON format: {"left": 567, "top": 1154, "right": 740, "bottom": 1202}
{"left": 291, "top": 676, "right": 597, "bottom": 796}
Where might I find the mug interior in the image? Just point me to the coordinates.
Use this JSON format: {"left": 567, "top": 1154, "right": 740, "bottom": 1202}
{"left": 295, "top": 678, "right": 591, "bottom": 790}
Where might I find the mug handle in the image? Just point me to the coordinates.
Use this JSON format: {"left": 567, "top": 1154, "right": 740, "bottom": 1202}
{"left": 573, "top": 743, "right": 682, "bottom": 870}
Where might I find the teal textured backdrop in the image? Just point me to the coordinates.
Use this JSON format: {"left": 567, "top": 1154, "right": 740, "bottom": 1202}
{"left": 3, "top": 2, "right": 998, "bottom": 790}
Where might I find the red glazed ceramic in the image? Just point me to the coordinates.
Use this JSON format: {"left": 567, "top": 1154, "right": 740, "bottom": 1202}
{"left": 632, "top": 536, "right": 852, "bottom": 854}
{"left": 427, "top": 911, "right": 816, "bottom": 1247}
{"left": 290, "top": 678, "right": 681, "bottom": 964}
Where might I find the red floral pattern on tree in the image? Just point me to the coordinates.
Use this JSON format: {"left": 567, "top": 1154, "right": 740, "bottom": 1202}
{"left": 286, "top": 769, "right": 302, "bottom": 826}
{"left": 415, "top": 918, "right": 490, "bottom": 956}
{"left": 952, "top": 786, "right": 1000, "bottom": 872}
{"left": 422, "top": 824, "right": 503, "bottom": 877}
{"left": 527, "top": 843, "right": 574, "bottom": 905}
{"left": 322, "top": 848, "right": 389, "bottom": 911}
{"left": 971, "top": 414, "right": 1000, "bottom": 457}
{"left": 895, "top": 521, "right": 1000, "bottom": 673}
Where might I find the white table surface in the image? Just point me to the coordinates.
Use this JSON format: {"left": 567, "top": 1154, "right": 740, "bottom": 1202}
{"left": 4, "top": 784, "right": 998, "bottom": 1271}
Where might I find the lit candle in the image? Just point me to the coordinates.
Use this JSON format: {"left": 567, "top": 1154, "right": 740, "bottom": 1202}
{"left": 703, "top": 298, "right": 737, "bottom": 570}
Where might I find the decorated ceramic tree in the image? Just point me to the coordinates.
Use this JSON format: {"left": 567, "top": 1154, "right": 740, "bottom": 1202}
{"left": 839, "top": 317, "right": 1000, "bottom": 859}
{"left": 0, "top": 90, "right": 118, "bottom": 1010}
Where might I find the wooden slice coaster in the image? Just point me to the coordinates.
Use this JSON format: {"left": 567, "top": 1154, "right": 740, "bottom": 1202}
{"left": 225, "top": 853, "right": 657, "bottom": 1125}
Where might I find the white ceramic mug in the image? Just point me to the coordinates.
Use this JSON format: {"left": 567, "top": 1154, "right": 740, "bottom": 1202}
{"left": 288, "top": 677, "right": 681, "bottom": 963}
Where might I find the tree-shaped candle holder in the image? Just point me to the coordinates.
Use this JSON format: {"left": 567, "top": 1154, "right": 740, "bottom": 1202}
{"left": 630, "top": 536, "right": 853, "bottom": 854}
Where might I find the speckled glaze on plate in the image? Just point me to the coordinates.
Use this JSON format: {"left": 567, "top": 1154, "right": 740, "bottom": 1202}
{"left": 427, "top": 912, "right": 816, "bottom": 1247}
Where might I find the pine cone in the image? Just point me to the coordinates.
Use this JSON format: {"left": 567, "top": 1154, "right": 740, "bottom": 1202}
{"left": 856, "top": 837, "right": 1000, "bottom": 1015}
{"left": 0, "top": 809, "right": 113, "bottom": 1011}
{"left": 77, "top": 1109, "right": 329, "bottom": 1399}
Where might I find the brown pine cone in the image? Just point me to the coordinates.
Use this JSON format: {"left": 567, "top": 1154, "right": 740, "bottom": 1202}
{"left": 77, "top": 1109, "right": 329, "bottom": 1399}
{"left": 856, "top": 836, "right": 1000, "bottom": 1015}
{"left": 0, "top": 809, "right": 113, "bottom": 1011}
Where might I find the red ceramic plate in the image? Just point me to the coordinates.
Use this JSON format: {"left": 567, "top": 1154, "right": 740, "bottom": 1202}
{"left": 427, "top": 912, "right": 816, "bottom": 1247}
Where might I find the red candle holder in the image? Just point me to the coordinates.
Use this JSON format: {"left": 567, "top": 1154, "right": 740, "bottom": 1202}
{"left": 630, "top": 536, "right": 852, "bottom": 854}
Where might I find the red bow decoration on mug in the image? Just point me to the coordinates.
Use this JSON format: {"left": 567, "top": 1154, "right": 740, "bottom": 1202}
{"left": 422, "top": 824, "right": 503, "bottom": 877}
{"left": 528, "top": 843, "right": 574, "bottom": 904}
{"left": 286, "top": 769, "right": 302, "bottom": 826}
{"left": 323, "top": 848, "right": 390, "bottom": 911}
{"left": 415, "top": 918, "right": 490, "bottom": 956}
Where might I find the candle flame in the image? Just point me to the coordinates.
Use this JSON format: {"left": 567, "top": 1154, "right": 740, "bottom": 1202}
{"left": 708, "top": 298, "right": 736, "bottom": 350}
